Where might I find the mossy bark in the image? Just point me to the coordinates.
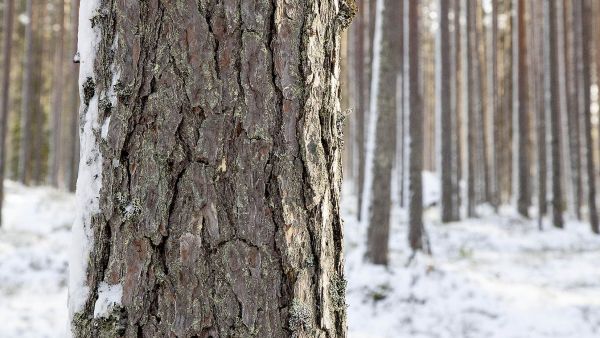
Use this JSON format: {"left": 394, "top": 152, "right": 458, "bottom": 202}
{"left": 72, "top": 1, "right": 354, "bottom": 337}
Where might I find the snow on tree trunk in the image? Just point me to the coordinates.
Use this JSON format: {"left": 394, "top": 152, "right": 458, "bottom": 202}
{"left": 365, "top": 0, "right": 401, "bottom": 265}
{"left": 69, "top": 1, "right": 354, "bottom": 337}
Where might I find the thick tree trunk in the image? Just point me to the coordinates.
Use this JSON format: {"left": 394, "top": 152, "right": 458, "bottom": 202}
{"left": 437, "top": 0, "right": 453, "bottom": 223}
{"left": 579, "top": 0, "right": 599, "bottom": 233}
{"left": 366, "top": 0, "right": 401, "bottom": 265}
{"left": 18, "top": 0, "right": 33, "bottom": 185}
{"left": 0, "top": 0, "right": 15, "bottom": 226}
{"left": 70, "top": 1, "right": 353, "bottom": 337}
{"left": 545, "top": 0, "right": 564, "bottom": 229}
{"left": 406, "top": 0, "right": 424, "bottom": 251}
{"left": 49, "top": 0, "right": 65, "bottom": 187}
{"left": 513, "top": 0, "right": 530, "bottom": 217}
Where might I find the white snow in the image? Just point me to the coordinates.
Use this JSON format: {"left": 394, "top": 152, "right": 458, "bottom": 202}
{"left": 0, "top": 182, "right": 74, "bottom": 338}
{"left": 3, "top": 175, "right": 600, "bottom": 337}
{"left": 69, "top": 0, "right": 102, "bottom": 324}
{"left": 343, "top": 176, "right": 600, "bottom": 338}
{"left": 93, "top": 282, "right": 123, "bottom": 319}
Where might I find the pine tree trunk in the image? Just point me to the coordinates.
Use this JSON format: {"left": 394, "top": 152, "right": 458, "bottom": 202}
{"left": 545, "top": 0, "right": 565, "bottom": 229}
{"left": 451, "top": 0, "right": 462, "bottom": 221}
{"left": 534, "top": 0, "right": 547, "bottom": 225}
{"left": 579, "top": 0, "right": 599, "bottom": 233}
{"left": 437, "top": 0, "right": 452, "bottom": 223}
{"left": 350, "top": 2, "right": 366, "bottom": 221}
{"left": 463, "top": 0, "right": 476, "bottom": 217}
{"left": 69, "top": 1, "right": 353, "bottom": 337}
{"left": 366, "top": 0, "right": 401, "bottom": 265}
{"left": 489, "top": 0, "right": 500, "bottom": 210}
{"left": 65, "top": 0, "right": 80, "bottom": 191}
{"left": 513, "top": 0, "right": 530, "bottom": 217}
{"left": 0, "top": 0, "right": 15, "bottom": 226}
{"left": 18, "top": 0, "right": 33, "bottom": 185}
{"left": 49, "top": 0, "right": 65, "bottom": 187}
{"left": 406, "top": 0, "right": 424, "bottom": 251}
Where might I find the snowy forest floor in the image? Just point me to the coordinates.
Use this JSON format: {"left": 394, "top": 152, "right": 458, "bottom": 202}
{"left": 1, "top": 180, "right": 600, "bottom": 338}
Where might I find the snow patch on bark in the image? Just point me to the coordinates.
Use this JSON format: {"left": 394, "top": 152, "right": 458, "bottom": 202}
{"left": 93, "top": 282, "right": 123, "bottom": 318}
{"left": 68, "top": 0, "right": 102, "bottom": 327}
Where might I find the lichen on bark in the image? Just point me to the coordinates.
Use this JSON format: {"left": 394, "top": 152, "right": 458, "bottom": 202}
{"left": 71, "top": 0, "right": 351, "bottom": 337}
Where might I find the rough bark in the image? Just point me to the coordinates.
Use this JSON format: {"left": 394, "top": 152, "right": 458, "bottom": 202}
{"left": 70, "top": 1, "right": 353, "bottom": 337}
{"left": 544, "top": 0, "right": 564, "bottom": 229}
{"left": 18, "top": 0, "right": 33, "bottom": 185}
{"left": 513, "top": 0, "right": 530, "bottom": 217}
{"left": 0, "top": 0, "right": 14, "bottom": 226}
{"left": 49, "top": 0, "right": 65, "bottom": 187}
{"left": 366, "top": 0, "right": 401, "bottom": 265}
{"left": 406, "top": 0, "right": 424, "bottom": 251}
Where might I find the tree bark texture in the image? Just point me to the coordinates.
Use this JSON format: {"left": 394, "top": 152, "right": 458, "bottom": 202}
{"left": 70, "top": 1, "right": 354, "bottom": 337}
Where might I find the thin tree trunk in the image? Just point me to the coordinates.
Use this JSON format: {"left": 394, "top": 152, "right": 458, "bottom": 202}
{"left": 489, "top": 0, "right": 500, "bottom": 210}
{"left": 513, "top": 0, "right": 530, "bottom": 217}
{"left": 366, "top": 0, "right": 401, "bottom": 265}
{"left": 452, "top": 0, "right": 462, "bottom": 220}
{"left": 18, "top": 0, "right": 33, "bottom": 185}
{"left": 579, "top": 0, "right": 599, "bottom": 233}
{"left": 65, "top": 0, "right": 80, "bottom": 191}
{"left": 406, "top": 0, "right": 424, "bottom": 251}
{"left": 49, "top": 0, "right": 65, "bottom": 187}
{"left": 352, "top": 2, "right": 366, "bottom": 221}
{"left": 69, "top": 1, "right": 352, "bottom": 337}
{"left": 437, "top": 0, "right": 452, "bottom": 222}
{"left": 463, "top": 0, "right": 476, "bottom": 217}
{"left": 545, "top": 0, "right": 565, "bottom": 228}
{"left": 534, "top": 0, "right": 547, "bottom": 226}
{"left": 0, "top": 0, "right": 15, "bottom": 226}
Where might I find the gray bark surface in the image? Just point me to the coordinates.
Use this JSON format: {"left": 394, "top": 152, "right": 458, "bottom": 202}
{"left": 72, "top": 1, "right": 354, "bottom": 337}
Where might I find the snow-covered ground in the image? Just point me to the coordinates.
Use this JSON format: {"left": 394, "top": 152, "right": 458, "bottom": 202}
{"left": 0, "top": 181, "right": 73, "bottom": 338}
{"left": 345, "top": 179, "right": 600, "bottom": 338}
{"left": 2, "top": 179, "right": 600, "bottom": 337}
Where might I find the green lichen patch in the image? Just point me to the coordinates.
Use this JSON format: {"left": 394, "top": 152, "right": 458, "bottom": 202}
{"left": 329, "top": 274, "right": 347, "bottom": 311}
{"left": 289, "top": 299, "right": 312, "bottom": 333}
